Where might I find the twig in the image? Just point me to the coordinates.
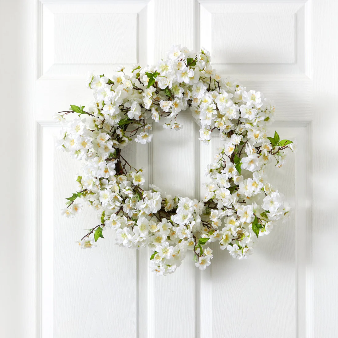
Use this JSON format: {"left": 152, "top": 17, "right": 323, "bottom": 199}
{"left": 81, "top": 224, "right": 105, "bottom": 241}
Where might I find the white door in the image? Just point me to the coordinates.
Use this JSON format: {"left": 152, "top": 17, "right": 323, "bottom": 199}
{"left": 2, "top": 0, "right": 338, "bottom": 337}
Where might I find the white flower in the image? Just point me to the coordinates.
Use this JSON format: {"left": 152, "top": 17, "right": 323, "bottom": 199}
{"left": 151, "top": 263, "right": 166, "bottom": 276}
{"left": 223, "top": 142, "right": 235, "bottom": 156}
{"left": 168, "top": 45, "right": 184, "bottom": 60}
{"left": 241, "top": 154, "right": 261, "bottom": 172}
{"left": 215, "top": 91, "right": 233, "bottom": 109}
{"left": 157, "top": 76, "right": 171, "bottom": 89}
{"left": 127, "top": 102, "right": 142, "bottom": 120}
{"left": 132, "top": 172, "right": 145, "bottom": 185}
{"left": 71, "top": 203, "right": 82, "bottom": 214}
{"left": 227, "top": 244, "right": 242, "bottom": 259}
{"left": 148, "top": 220, "right": 159, "bottom": 233}
{"left": 192, "top": 83, "right": 207, "bottom": 99}
{"left": 107, "top": 214, "right": 122, "bottom": 229}
{"left": 160, "top": 100, "right": 172, "bottom": 112}
{"left": 195, "top": 255, "right": 212, "bottom": 270}
{"left": 99, "top": 190, "right": 113, "bottom": 206}
{"left": 237, "top": 205, "right": 254, "bottom": 224}
{"left": 176, "top": 226, "right": 192, "bottom": 239}
{"left": 136, "top": 216, "right": 149, "bottom": 234}
{"left": 143, "top": 97, "right": 152, "bottom": 109}
{"left": 116, "top": 228, "right": 134, "bottom": 247}
{"left": 220, "top": 229, "right": 233, "bottom": 249}
{"left": 248, "top": 129, "right": 263, "bottom": 143}
{"left": 158, "top": 219, "right": 171, "bottom": 235}
{"left": 79, "top": 237, "right": 95, "bottom": 249}
{"left": 153, "top": 233, "right": 166, "bottom": 245}
{"left": 242, "top": 90, "right": 262, "bottom": 107}
{"left": 224, "top": 106, "right": 239, "bottom": 119}
{"left": 135, "top": 132, "right": 153, "bottom": 144}
{"left": 221, "top": 162, "right": 236, "bottom": 178}
{"left": 262, "top": 192, "right": 283, "bottom": 214}
{"left": 172, "top": 211, "right": 193, "bottom": 226}
{"left": 171, "top": 99, "right": 184, "bottom": 114}
{"left": 90, "top": 75, "right": 107, "bottom": 90}
{"left": 151, "top": 108, "right": 160, "bottom": 122}
{"left": 239, "top": 178, "right": 261, "bottom": 197}
{"left": 62, "top": 207, "right": 74, "bottom": 218}
{"left": 156, "top": 242, "right": 173, "bottom": 259}
{"left": 240, "top": 105, "right": 257, "bottom": 121}
{"left": 157, "top": 60, "right": 173, "bottom": 75}
{"left": 199, "top": 128, "right": 211, "bottom": 141}
{"left": 111, "top": 72, "right": 125, "bottom": 86}
{"left": 177, "top": 67, "right": 194, "bottom": 83}
{"left": 97, "top": 132, "right": 110, "bottom": 144}
{"left": 177, "top": 197, "right": 194, "bottom": 213}
{"left": 215, "top": 188, "right": 230, "bottom": 201}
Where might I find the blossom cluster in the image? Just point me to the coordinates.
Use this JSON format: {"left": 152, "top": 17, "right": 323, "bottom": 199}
{"left": 56, "top": 46, "right": 293, "bottom": 276}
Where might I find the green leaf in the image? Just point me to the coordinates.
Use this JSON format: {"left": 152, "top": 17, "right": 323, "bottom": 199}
{"left": 267, "top": 136, "right": 278, "bottom": 146}
{"left": 66, "top": 192, "right": 82, "bottom": 202}
{"left": 198, "top": 238, "right": 210, "bottom": 245}
{"left": 150, "top": 251, "right": 158, "bottom": 260}
{"left": 252, "top": 216, "right": 263, "bottom": 238}
{"left": 101, "top": 211, "right": 105, "bottom": 224}
{"left": 260, "top": 211, "right": 269, "bottom": 219}
{"left": 278, "top": 139, "right": 293, "bottom": 146}
{"left": 118, "top": 118, "right": 134, "bottom": 126}
{"left": 107, "top": 79, "right": 114, "bottom": 85}
{"left": 229, "top": 185, "right": 238, "bottom": 194}
{"left": 235, "top": 162, "right": 242, "bottom": 175}
{"left": 76, "top": 176, "right": 82, "bottom": 184}
{"left": 145, "top": 71, "right": 159, "bottom": 79}
{"left": 164, "top": 87, "right": 173, "bottom": 98}
{"left": 135, "top": 189, "right": 142, "bottom": 201}
{"left": 274, "top": 131, "right": 280, "bottom": 144}
{"left": 147, "top": 77, "right": 156, "bottom": 88}
{"left": 132, "top": 65, "right": 141, "bottom": 72}
{"left": 94, "top": 227, "right": 104, "bottom": 242}
{"left": 145, "top": 71, "right": 159, "bottom": 88}
{"left": 70, "top": 105, "right": 85, "bottom": 115}
{"left": 234, "top": 154, "right": 242, "bottom": 173}
{"left": 187, "top": 57, "right": 197, "bottom": 67}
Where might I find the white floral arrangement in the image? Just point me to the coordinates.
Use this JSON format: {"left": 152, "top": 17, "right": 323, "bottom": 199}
{"left": 56, "top": 46, "right": 293, "bottom": 276}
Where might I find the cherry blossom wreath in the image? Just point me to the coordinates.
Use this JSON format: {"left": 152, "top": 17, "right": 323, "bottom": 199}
{"left": 56, "top": 46, "right": 293, "bottom": 276}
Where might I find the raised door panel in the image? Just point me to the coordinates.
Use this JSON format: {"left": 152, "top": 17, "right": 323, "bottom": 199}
{"left": 37, "top": 1, "right": 149, "bottom": 338}
{"left": 199, "top": 123, "right": 310, "bottom": 338}
{"left": 147, "top": 1, "right": 199, "bottom": 337}
{"left": 199, "top": 1, "right": 312, "bottom": 337}
{"left": 200, "top": 2, "right": 311, "bottom": 76}
{"left": 40, "top": 3, "right": 148, "bottom": 77}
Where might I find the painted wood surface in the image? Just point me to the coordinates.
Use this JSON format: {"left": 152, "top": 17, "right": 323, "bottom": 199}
{"left": 2, "top": 0, "right": 338, "bottom": 337}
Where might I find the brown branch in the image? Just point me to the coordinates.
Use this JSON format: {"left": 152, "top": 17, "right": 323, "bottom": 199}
{"left": 81, "top": 224, "right": 104, "bottom": 241}
{"left": 58, "top": 110, "right": 94, "bottom": 117}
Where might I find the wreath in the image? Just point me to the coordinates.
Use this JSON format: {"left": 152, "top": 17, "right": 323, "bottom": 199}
{"left": 56, "top": 46, "right": 293, "bottom": 276}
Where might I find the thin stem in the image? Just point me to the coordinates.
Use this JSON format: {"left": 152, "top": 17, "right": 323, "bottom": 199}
{"left": 81, "top": 224, "right": 104, "bottom": 241}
